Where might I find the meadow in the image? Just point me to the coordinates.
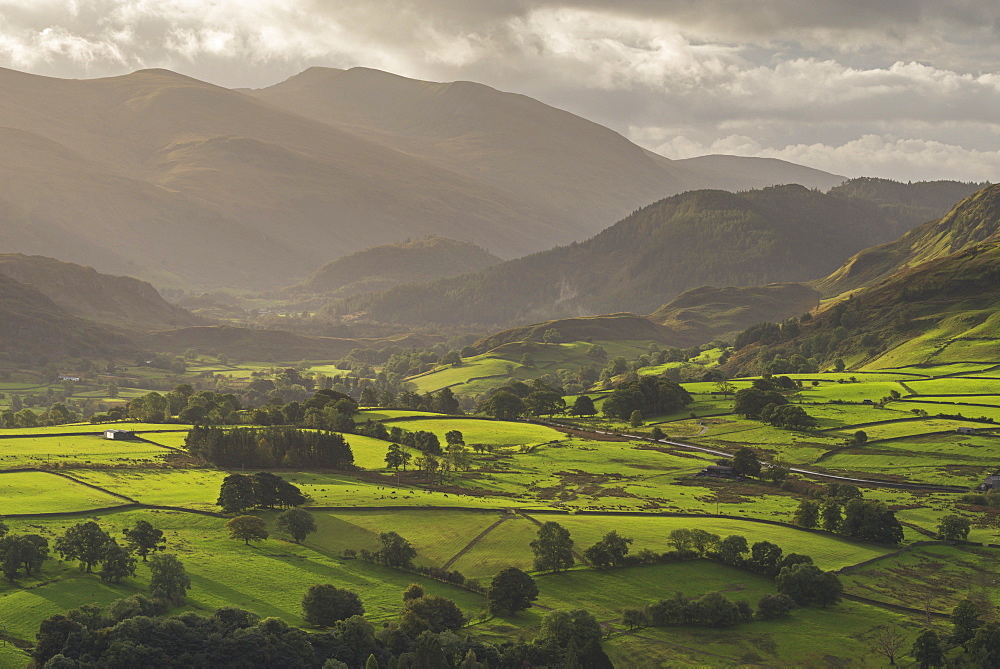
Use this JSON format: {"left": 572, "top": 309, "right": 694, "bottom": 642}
{"left": 2, "top": 359, "right": 998, "bottom": 666}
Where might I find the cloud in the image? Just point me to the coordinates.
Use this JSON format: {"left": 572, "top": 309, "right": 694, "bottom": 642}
{"left": 0, "top": 0, "right": 997, "bottom": 182}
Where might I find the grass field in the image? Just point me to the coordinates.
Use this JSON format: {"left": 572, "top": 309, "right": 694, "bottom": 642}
{"left": 0, "top": 433, "right": 174, "bottom": 469}
{"left": 0, "top": 470, "right": 128, "bottom": 514}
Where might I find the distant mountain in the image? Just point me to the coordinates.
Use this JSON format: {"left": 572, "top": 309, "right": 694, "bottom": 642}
{"left": 0, "top": 274, "right": 131, "bottom": 362}
{"left": 288, "top": 237, "right": 501, "bottom": 297}
{"left": 649, "top": 283, "right": 821, "bottom": 344}
{"left": 673, "top": 155, "right": 844, "bottom": 191}
{"left": 0, "top": 254, "right": 200, "bottom": 330}
{"left": 329, "top": 185, "right": 934, "bottom": 328}
{"left": 248, "top": 67, "right": 844, "bottom": 248}
{"left": 816, "top": 183, "right": 1000, "bottom": 297}
{"left": 0, "top": 65, "right": 843, "bottom": 291}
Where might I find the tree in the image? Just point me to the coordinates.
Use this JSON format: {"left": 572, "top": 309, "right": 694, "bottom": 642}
{"left": 628, "top": 410, "right": 643, "bottom": 427}
{"left": 756, "top": 594, "right": 796, "bottom": 620}
{"left": 793, "top": 500, "right": 820, "bottom": 528}
{"left": 302, "top": 584, "right": 365, "bottom": 627}
{"left": 569, "top": 395, "right": 597, "bottom": 416}
{"left": 402, "top": 595, "right": 465, "bottom": 633}
{"left": 226, "top": 516, "right": 269, "bottom": 546}
{"left": 968, "top": 622, "right": 1000, "bottom": 666}
{"left": 0, "top": 534, "right": 49, "bottom": 581}
{"left": 99, "top": 541, "right": 137, "bottom": 584}
{"left": 714, "top": 380, "right": 737, "bottom": 396}
{"left": 776, "top": 564, "right": 842, "bottom": 606}
{"left": 55, "top": 521, "right": 112, "bottom": 573}
{"left": 402, "top": 583, "right": 425, "bottom": 602}
{"left": 649, "top": 426, "right": 664, "bottom": 440}
{"left": 911, "top": 629, "right": 944, "bottom": 668}
{"left": 487, "top": 567, "right": 539, "bottom": 615}
{"left": 375, "top": 531, "right": 417, "bottom": 568}
{"left": 621, "top": 608, "right": 648, "bottom": 630}
{"left": 688, "top": 529, "right": 721, "bottom": 556}
{"left": 276, "top": 508, "right": 317, "bottom": 544}
{"left": 840, "top": 499, "right": 904, "bottom": 545}
{"left": 732, "top": 448, "right": 762, "bottom": 478}
{"left": 582, "top": 531, "right": 633, "bottom": 568}
{"left": 715, "top": 535, "right": 749, "bottom": 566}
{"left": 385, "top": 443, "right": 411, "bottom": 471}
{"left": 217, "top": 474, "right": 256, "bottom": 514}
{"left": 524, "top": 390, "right": 565, "bottom": 417}
{"left": 123, "top": 520, "right": 165, "bottom": 561}
{"left": 732, "top": 388, "right": 787, "bottom": 419}
{"left": 821, "top": 502, "right": 842, "bottom": 532}
{"left": 937, "top": 514, "right": 972, "bottom": 541}
{"left": 479, "top": 391, "right": 525, "bottom": 420}
{"left": 530, "top": 521, "right": 575, "bottom": 573}
{"left": 148, "top": 553, "right": 190, "bottom": 604}
{"left": 870, "top": 624, "right": 905, "bottom": 665}
{"left": 950, "top": 598, "right": 983, "bottom": 647}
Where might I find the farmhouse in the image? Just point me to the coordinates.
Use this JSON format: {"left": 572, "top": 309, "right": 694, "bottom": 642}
{"left": 104, "top": 429, "right": 135, "bottom": 440}
{"left": 979, "top": 474, "right": 1000, "bottom": 491}
{"left": 696, "top": 464, "right": 737, "bottom": 479}
{"left": 58, "top": 375, "right": 81, "bottom": 382}
{"left": 957, "top": 426, "right": 977, "bottom": 435}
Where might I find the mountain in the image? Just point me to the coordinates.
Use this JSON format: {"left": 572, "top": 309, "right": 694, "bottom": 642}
{"left": 247, "top": 67, "right": 845, "bottom": 246}
{"left": 673, "top": 155, "right": 844, "bottom": 191}
{"left": 649, "top": 283, "right": 821, "bottom": 343}
{"left": 0, "top": 65, "right": 846, "bottom": 291}
{"left": 0, "top": 67, "right": 572, "bottom": 288}
{"left": 328, "top": 185, "right": 932, "bottom": 328}
{"left": 0, "top": 274, "right": 132, "bottom": 362}
{"left": 287, "top": 237, "right": 501, "bottom": 297}
{"left": 816, "top": 183, "right": 1000, "bottom": 297}
{"left": 0, "top": 253, "right": 200, "bottom": 330}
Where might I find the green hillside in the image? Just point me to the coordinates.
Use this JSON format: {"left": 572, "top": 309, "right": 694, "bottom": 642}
{"left": 329, "top": 185, "right": 932, "bottom": 328}
{"left": 829, "top": 177, "right": 987, "bottom": 227}
{"left": 727, "top": 238, "right": 1000, "bottom": 374}
{"left": 287, "top": 236, "right": 500, "bottom": 297}
{"left": 817, "top": 182, "right": 1000, "bottom": 297}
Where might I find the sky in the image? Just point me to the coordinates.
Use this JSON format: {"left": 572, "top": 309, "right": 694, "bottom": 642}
{"left": 0, "top": 0, "right": 998, "bottom": 182}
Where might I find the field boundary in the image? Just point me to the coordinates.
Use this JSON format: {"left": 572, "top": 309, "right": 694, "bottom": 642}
{"left": 442, "top": 512, "right": 511, "bottom": 570}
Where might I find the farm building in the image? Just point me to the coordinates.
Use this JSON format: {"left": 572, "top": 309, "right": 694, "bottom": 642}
{"left": 957, "top": 427, "right": 977, "bottom": 435}
{"left": 58, "top": 375, "right": 81, "bottom": 382}
{"left": 861, "top": 399, "right": 875, "bottom": 405}
{"left": 696, "top": 465, "right": 737, "bottom": 479}
{"left": 104, "top": 429, "right": 135, "bottom": 440}
{"left": 979, "top": 474, "right": 1000, "bottom": 491}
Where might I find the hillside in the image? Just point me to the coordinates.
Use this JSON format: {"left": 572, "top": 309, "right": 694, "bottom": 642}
{"left": 329, "top": 185, "right": 930, "bottom": 328}
{"left": 829, "top": 177, "right": 988, "bottom": 220}
{"left": 0, "top": 253, "right": 200, "bottom": 329}
{"left": 816, "top": 183, "right": 1000, "bottom": 297}
{"left": 727, "top": 238, "right": 1000, "bottom": 373}
{"left": 248, "top": 67, "right": 844, "bottom": 243}
{"left": 288, "top": 236, "right": 501, "bottom": 297}
{"left": 649, "top": 283, "right": 821, "bottom": 343}
{"left": 0, "top": 66, "right": 845, "bottom": 291}
{"left": 0, "top": 274, "right": 132, "bottom": 361}
{"left": 470, "top": 314, "right": 680, "bottom": 353}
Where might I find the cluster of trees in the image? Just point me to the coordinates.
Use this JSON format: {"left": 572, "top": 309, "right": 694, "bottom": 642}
{"left": 384, "top": 431, "right": 475, "bottom": 482}
{"left": 187, "top": 425, "right": 353, "bottom": 469}
{"left": 477, "top": 379, "right": 568, "bottom": 420}
{"left": 601, "top": 376, "right": 693, "bottom": 420}
{"left": 622, "top": 591, "right": 756, "bottom": 630}
{"left": 1, "top": 401, "right": 80, "bottom": 428}
{"left": 0, "top": 521, "right": 48, "bottom": 581}
{"left": 216, "top": 472, "right": 307, "bottom": 513}
{"left": 793, "top": 486, "right": 904, "bottom": 545}
{"left": 870, "top": 597, "right": 1000, "bottom": 667}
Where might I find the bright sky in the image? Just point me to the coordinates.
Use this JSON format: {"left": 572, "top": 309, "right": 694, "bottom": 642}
{"left": 1, "top": 0, "right": 998, "bottom": 181}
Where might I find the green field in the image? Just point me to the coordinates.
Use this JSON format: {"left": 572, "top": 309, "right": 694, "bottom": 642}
{"left": 0, "top": 433, "right": 174, "bottom": 469}
{"left": 0, "top": 470, "right": 129, "bottom": 514}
